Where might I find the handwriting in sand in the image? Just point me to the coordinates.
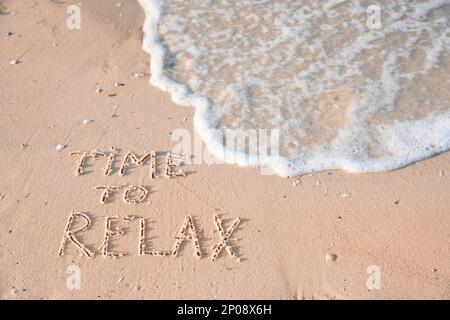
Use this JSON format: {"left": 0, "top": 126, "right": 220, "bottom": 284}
{"left": 58, "top": 147, "right": 242, "bottom": 262}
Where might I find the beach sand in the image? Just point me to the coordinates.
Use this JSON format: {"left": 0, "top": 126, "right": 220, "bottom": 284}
{"left": 0, "top": 0, "right": 449, "bottom": 299}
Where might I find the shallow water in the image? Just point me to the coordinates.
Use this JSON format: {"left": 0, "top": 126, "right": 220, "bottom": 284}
{"left": 139, "top": 0, "right": 450, "bottom": 176}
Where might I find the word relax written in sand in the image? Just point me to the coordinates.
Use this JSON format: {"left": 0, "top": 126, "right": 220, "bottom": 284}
{"left": 59, "top": 212, "right": 240, "bottom": 261}
{"left": 70, "top": 148, "right": 185, "bottom": 204}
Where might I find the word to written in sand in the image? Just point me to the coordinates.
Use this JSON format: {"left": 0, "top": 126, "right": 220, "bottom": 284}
{"left": 59, "top": 212, "right": 241, "bottom": 262}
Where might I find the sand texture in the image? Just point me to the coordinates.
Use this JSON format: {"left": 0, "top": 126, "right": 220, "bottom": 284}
{"left": 0, "top": 0, "right": 449, "bottom": 299}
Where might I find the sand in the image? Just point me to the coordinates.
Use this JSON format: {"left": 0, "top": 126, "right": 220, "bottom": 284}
{"left": 0, "top": 0, "right": 448, "bottom": 300}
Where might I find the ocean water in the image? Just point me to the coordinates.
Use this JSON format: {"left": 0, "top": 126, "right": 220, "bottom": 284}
{"left": 138, "top": 0, "right": 450, "bottom": 176}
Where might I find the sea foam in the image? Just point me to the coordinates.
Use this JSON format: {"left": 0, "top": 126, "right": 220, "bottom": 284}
{"left": 138, "top": 0, "right": 450, "bottom": 176}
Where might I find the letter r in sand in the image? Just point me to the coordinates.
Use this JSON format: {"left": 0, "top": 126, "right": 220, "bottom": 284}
{"left": 59, "top": 212, "right": 94, "bottom": 258}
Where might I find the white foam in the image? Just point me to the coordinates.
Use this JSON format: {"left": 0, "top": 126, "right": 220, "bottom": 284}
{"left": 138, "top": 0, "right": 450, "bottom": 176}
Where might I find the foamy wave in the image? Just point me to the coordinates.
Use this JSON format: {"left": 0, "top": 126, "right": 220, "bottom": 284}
{"left": 138, "top": 0, "right": 450, "bottom": 176}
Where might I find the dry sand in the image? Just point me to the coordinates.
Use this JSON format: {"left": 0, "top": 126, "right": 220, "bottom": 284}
{"left": 0, "top": 0, "right": 449, "bottom": 299}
